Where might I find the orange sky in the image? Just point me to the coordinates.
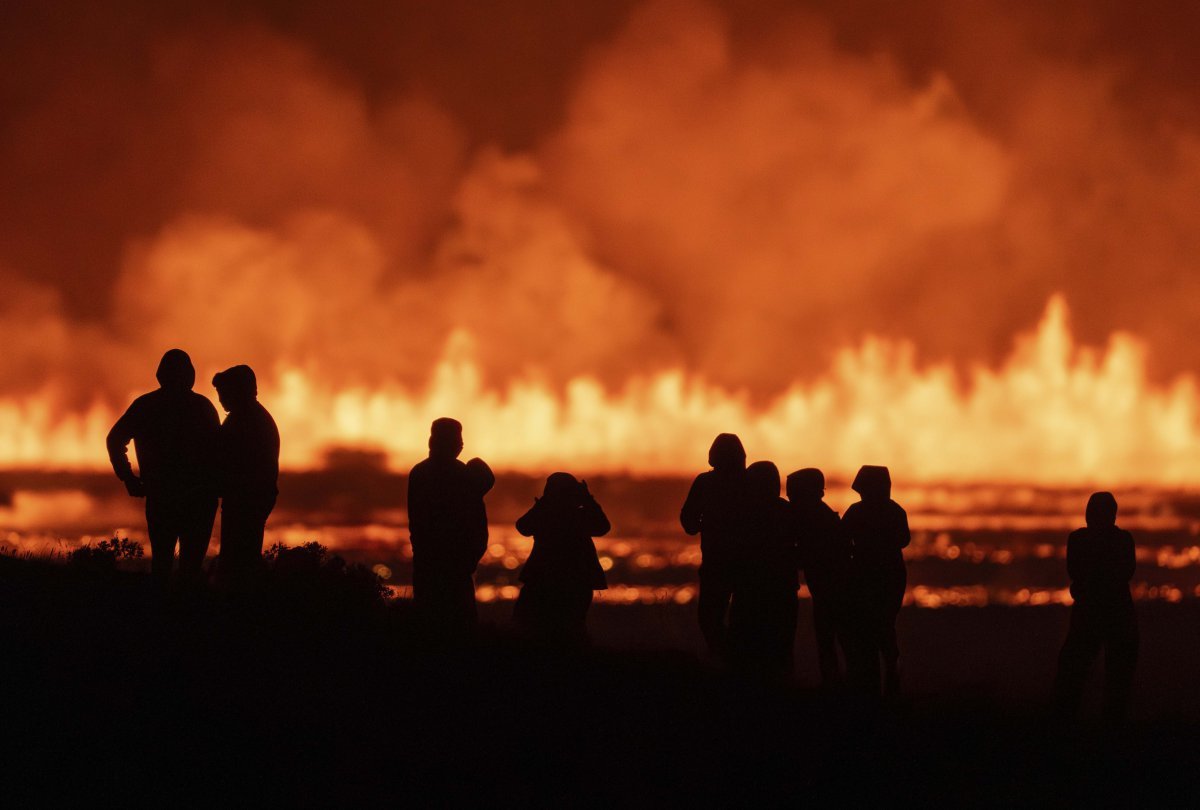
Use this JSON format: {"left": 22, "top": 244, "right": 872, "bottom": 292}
{"left": 2, "top": 1, "right": 1200, "bottom": 478}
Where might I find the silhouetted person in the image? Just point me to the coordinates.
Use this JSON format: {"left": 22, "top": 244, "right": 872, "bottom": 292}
{"left": 106, "top": 349, "right": 219, "bottom": 590}
{"left": 681, "top": 433, "right": 748, "bottom": 660}
{"left": 788, "top": 468, "right": 852, "bottom": 686}
{"left": 513, "top": 473, "right": 610, "bottom": 643}
{"left": 728, "top": 461, "right": 798, "bottom": 680}
{"left": 212, "top": 365, "right": 279, "bottom": 584}
{"left": 406, "top": 418, "right": 494, "bottom": 631}
{"left": 842, "top": 465, "right": 909, "bottom": 697}
{"left": 1052, "top": 492, "right": 1138, "bottom": 724}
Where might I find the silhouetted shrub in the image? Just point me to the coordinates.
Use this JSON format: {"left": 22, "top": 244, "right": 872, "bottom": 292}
{"left": 262, "top": 541, "right": 388, "bottom": 611}
{"left": 68, "top": 536, "right": 143, "bottom": 570}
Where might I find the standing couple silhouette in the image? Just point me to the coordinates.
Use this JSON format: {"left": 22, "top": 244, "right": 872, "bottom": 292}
{"left": 106, "top": 349, "right": 280, "bottom": 589}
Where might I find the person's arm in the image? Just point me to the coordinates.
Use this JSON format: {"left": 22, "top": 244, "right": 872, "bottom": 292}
{"left": 792, "top": 507, "right": 811, "bottom": 569}
{"left": 267, "top": 415, "right": 281, "bottom": 492}
{"left": 466, "top": 457, "right": 495, "bottom": 496}
{"left": 893, "top": 503, "right": 911, "bottom": 550}
{"left": 406, "top": 468, "right": 428, "bottom": 540}
{"left": 680, "top": 476, "right": 705, "bottom": 535}
{"left": 1065, "top": 530, "right": 1083, "bottom": 584}
{"left": 1119, "top": 530, "right": 1136, "bottom": 582}
{"left": 579, "top": 489, "right": 611, "bottom": 538}
{"left": 199, "top": 399, "right": 221, "bottom": 497}
{"left": 515, "top": 500, "right": 542, "bottom": 537}
{"left": 106, "top": 402, "right": 144, "bottom": 497}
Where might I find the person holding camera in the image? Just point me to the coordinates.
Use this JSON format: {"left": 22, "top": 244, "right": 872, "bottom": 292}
{"left": 513, "top": 473, "right": 611, "bottom": 643}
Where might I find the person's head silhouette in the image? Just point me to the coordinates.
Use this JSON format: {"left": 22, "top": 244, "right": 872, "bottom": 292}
{"left": 540, "top": 472, "right": 585, "bottom": 507}
{"left": 851, "top": 465, "right": 891, "bottom": 501}
{"left": 708, "top": 433, "right": 746, "bottom": 472}
{"left": 746, "top": 460, "right": 781, "bottom": 499}
{"left": 786, "top": 468, "right": 825, "bottom": 503}
{"left": 429, "top": 417, "right": 464, "bottom": 459}
{"left": 212, "top": 365, "right": 258, "bottom": 414}
{"left": 1085, "top": 491, "right": 1118, "bottom": 528}
{"left": 156, "top": 349, "right": 196, "bottom": 391}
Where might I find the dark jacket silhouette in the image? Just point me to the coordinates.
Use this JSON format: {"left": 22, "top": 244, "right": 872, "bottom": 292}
{"left": 788, "top": 468, "right": 852, "bottom": 685}
{"left": 680, "top": 433, "right": 748, "bottom": 659}
{"left": 106, "top": 349, "right": 219, "bottom": 587}
{"left": 212, "top": 365, "right": 279, "bottom": 580}
{"left": 728, "top": 461, "right": 798, "bottom": 678}
{"left": 407, "top": 418, "right": 494, "bottom": 629}
{"left": 1053, "top": 491, "right": 1138, "bottom": 723}
{"left": 841, "top": 465, "right": 909, "bottom": 696}
{"left": 514, "top": 473, "right": 610, "bottom": 642}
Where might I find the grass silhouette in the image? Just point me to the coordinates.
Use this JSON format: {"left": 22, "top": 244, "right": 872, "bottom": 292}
{"left": 1, "top": 545, "right": 1198, "bottom": 804}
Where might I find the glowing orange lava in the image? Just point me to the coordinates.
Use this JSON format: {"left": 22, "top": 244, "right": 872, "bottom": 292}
{"left": 0, "top": 295, "right": 1197, "bottom": 485}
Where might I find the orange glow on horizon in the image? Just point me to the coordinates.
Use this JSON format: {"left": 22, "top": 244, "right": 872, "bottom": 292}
{"left": 0, "top": 296, "right": 1198, "bottom": 485}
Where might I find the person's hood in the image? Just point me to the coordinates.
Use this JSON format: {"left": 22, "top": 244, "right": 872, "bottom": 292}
{"left": 708, "top": 433, "right": 746, "bottom": 472}
{"left": 786, "top": 468, "right": 824, "bottom": 502}
{"left": 156, "top": 349, "right": 195, "bottom": 391}
{"left": 1085, "top": 491, "right": 1118, "bottom": 528}
{"left": 746, "top": 460, "right": 781, "bottom": 499}
{"left": 851, "top": 465, "right": 891, "bottom": 500}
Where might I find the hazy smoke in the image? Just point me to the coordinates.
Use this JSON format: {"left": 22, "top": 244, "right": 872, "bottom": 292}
{"left": 3, "top": 0, "right": 1200, "bottom": 407}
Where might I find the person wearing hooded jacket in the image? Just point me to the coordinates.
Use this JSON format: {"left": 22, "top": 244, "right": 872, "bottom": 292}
{"left": 728, "top": 461, "right": 798, "bottom": 679}
{"left": 513, "top": 473, "right": 610, "bottom": 643}
{"left": 680, "top": 433, "right": 748, "bottom": 660}
{"left": 211, "top": 364, "right": 280, "bottom": 582}
{"left": 407, "top": 418, "right": 495, "bottom": 631}
{"left": 1052, "top": 491, "right": 1138, "bottom": 723}
{"left": 788, "top": 467, "right": 852, "bottom": 686}
{"left": 841, "top": 465, "right": 910, "bottom": 696}
{"left": 107, "top": 349, "right": 220, "bottom": 589}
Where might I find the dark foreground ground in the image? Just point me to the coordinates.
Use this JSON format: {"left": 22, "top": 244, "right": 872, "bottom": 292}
{"left": 3, "top": 553, "right": 1199, "bottom": 806}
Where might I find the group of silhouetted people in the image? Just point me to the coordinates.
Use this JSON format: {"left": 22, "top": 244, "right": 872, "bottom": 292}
{"left": 681, "top": 434, "right": 910, "bottom": 693}
{"left": 404, "top": 417, "right": 610, "bottom": 643}
{"left": 106, "top": 350, "right": 279, "bottom": 590}
{"left": 107, "top": 351, "right": 1138, "bottom": 719}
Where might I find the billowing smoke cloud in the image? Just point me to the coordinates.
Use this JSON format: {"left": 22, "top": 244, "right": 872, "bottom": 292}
{"left": 543, "top": 0, "right": 1008, "bottom": 385}
{"left": 3, "top": 0, "right": 1200, "bottom": 411}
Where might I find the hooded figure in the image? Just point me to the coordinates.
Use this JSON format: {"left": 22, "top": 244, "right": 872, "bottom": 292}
{"left": 212, "top": 365, "right": 280, "bottom": 582}
{"left": 680, "top": 433, "right": 748, "bottom": 659}
{"left": 728, "top": 461, "right": 798, "bottom": 679}
{"left": 788, "top": 468, "right": 852, "bottom": 686}
{"left": 1053, "top": 492, "right": 1138, "bottom": 723}
{"left": 513, "top": 473, "right": 611, "bottom": 643}
{"left": 407, "top": 418, "right": 494, "bottom": 631}
{"left": 841, "top": 465, "right": 910, "bottom": 697}
{"left": 106, "top": 349, "right": 220, "bottom": 588}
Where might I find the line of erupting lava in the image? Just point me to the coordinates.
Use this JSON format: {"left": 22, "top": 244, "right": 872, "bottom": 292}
{"left": 0, "top": 296, "right": 1197, "bottom": 484}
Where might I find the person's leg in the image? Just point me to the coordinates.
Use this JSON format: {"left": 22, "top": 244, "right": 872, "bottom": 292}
{"left": 881, "top": 569, "right": 907, "bottom": 698}
{"left": 220, "top": 496, "right": 273, "bottom": 578}
{"left": 1102, "top": 611, "right": 1139, "bottom": 725}
{"left": 218, "top": 504, "right": 255, "bottom": 584}
{"left": 144, "top": 497, "right": 178, "bottom": 590}
{"left": 698, "top": 567, "right": 732, "bottom": 659}
{"left": 810, "top": 584, "right": 840, "bottom": 684}
{"left": 513, "top": 583, "right": 535, "bottom": 630}
{"left": 1053, "top": 607, "right": 1104, "bottom": 721}
{"left": 453, "top": 573, "right": 478, "bottom": 629}
{"left": 842, "top": 575, "right": 880, "bottom": 694}
{"left": 773, "top": 590, "right": 798, "bottom": 680}
{"left": 574, "top": 590, "right": 595, "bottom": 644}
{"left": 177, "top": 496, "right": 217, "bottom": 589}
